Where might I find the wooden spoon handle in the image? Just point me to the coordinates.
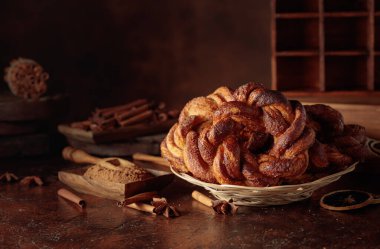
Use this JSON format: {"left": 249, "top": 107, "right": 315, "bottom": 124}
{"left": 371, "top": 195, "right": 380, "bottom": 204}
{"left": 62, "top": 146, "right": 100, "bottom": 165}
{"left": 132, "top": 153, "right": 170, "bottom": 167}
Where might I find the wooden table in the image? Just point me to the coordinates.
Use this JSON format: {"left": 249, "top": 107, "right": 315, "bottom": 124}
{"left": 0, "top": 157, "right": 379, "bottom": 249}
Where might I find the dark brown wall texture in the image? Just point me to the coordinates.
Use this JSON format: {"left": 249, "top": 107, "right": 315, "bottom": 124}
{"left": 0, "top": 0, "right": 271, "bottom": 120}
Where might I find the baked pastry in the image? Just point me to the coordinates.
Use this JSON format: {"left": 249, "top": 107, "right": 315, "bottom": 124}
{"left": 161, "top": 83, "right": 367, "bottom": 186}
{"left": 84, "top": 160, "right": 154, "bottom": 184}
{"left": 4, "top": 58, "right": 49, "bottom": 100}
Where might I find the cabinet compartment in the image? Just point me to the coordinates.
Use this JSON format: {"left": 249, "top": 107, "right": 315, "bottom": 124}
{"left": 376, "top": 56, "right": 380, "bottom": 90}
{"left": 324, "top": 0, "right": 369, "bottom": 12}
{"left": 325, "top": 56, "right": 368, "bottom": 90}
{"left": 325, "top": 17, "right": 368, "bottom": 51}
{"left": 276, "top": 0, "right": 319, "bottom": 13}
{"left": 376, "top": 0, "right": 380, "bottom": 11}
{"left": 276, "top": 57, "right": 320, "bottom": 91}
{"left": 276, "top": 19, "right": 319, "bottom": 51}
{"left": 376, "top": 17, "right": 380, "bottom": 51}
{"left": 272, "top": 0, "right": 377, "bottom": 95}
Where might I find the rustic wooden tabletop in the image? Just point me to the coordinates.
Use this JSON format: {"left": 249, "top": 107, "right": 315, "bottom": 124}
{"left": 0, "top": 156, "right": 379, "bottom": 249}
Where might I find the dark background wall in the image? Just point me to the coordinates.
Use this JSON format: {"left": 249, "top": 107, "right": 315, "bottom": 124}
{"left": 0, "top": 0, "right": 271, "bottom": 120}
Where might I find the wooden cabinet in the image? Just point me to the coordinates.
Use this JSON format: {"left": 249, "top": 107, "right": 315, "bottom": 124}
{"left": 271, "top": 0, "right": 380, "bottom": 99}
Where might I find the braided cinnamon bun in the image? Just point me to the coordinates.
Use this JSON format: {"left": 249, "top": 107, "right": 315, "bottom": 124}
{"left": 161, "top": 83, "right": 367, "bottom": 186}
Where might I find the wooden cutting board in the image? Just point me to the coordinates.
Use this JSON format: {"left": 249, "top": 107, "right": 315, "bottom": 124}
{"left": 58, "top": 119, "right": 175, "bottom": 144}
{"left": 58, "top": 166, "right": 174, "bottom": 201}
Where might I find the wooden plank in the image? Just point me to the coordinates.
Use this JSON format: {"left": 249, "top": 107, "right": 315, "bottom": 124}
{"left": 319, "top": 0, "right": 325, "bottom": 91}
{"left": 368, "top": 0, "right": 375, "bottom": 91}
{"left": 276, "top": 50, "right": 319, "bottom": 56}
{"left": 271, "top": 0, "right": 277, "bottom": 90}
{"left": 324, "top": 51, "right": 368, "bottom": 56}
{"left": 58, "top": 166, "right": 174, "bottom": 201}
{"left": 324, "top": 12, "right": 369, "bottom": 17}
{"left": 276, "top": 13, "right": 319, "bottom": 19}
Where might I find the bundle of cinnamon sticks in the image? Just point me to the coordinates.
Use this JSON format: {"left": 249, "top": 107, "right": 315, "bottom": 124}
{"left": 71, "top": 99, "right": 179, "bottom": 132}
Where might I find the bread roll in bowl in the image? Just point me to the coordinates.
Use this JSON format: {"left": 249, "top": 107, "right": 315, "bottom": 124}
{"left": 161, "top": 83, "right": 367, "bottom": 187}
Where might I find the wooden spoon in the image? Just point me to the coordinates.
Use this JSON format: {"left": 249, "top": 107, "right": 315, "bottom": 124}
{"left": 132, "top": 153, "right": 170, "bottom": 167}
{"left": 320, "top": 190, "right": 380, "bottom": 211}
{"left": 62, "top": 146, "right": 135, "bottom": 169}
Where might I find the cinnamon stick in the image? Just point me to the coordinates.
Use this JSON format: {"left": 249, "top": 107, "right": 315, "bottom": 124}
{"left": 57, "top": 188, "right": 86, "bottom": 208}
{"left": 123, "top": 197, "right": 180, "bottom": 218}
{"left": 192, "top": 190, "right": 213, "bottom": 207}
{"left": 117, "top": 191, "right": 158, "bottom": 207}
{"left": 115, "top": 103, "right": 151, "bottom": 122}
{"left": 118, "top": 110, "right": 153, "bottom": 127}
{"left": 126, "top": 203, "right": 156, "bottom": 214}
{"left": 192, "top": 190, "right": 238, "bottom": 215}
{"left": 132, "top": 153, "right": 171, "bottom": 167}
{"left": 96, "top": 116, "right": 117, "bottom": 126}
{"left": 70, "top": 120, "right": 91, "bottom": 129}
{"left": 97, "top": 99, "right": 148, "bottom": 118}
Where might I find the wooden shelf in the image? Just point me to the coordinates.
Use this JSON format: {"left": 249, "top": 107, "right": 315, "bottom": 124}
{"left": 276, "top": 50, "right": 372, "bottom": 57}
{"left": 283, "top": 91, "right": 380, "bottom": 105}
{"left": 324, "top": 12, "right": 368, "bottom": 17}
{"left": 376, "top": 57, "right": 380, "bottom": 90}
{"left": 272, "top": 0, "right": 379, "bottom": 97}
{"left": 324, "top": 0, "right": 369, "bottom": 12}
{"left": 276, "top": 0, "right": 319, "bottom": 13}
{"left": 284, "top": 91, "right": 380, "bottom": 97}
{"left": 325, "top": 50, "right": 368, "bottom": 56}
{"left": 376, "top": 16, "right": 380, "bottom": 50}
{"left": 276, "top": 50, "right": 319, "bottom": 56}
{"left": 276, "top": 13, "right": 319, "bottom": 19}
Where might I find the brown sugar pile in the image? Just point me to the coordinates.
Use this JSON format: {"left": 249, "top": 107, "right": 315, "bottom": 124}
{"left": 84, "top": 162, "right": 154, "bottom": 184}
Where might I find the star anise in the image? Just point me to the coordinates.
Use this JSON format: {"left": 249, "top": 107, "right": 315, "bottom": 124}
{"left": 19, "top": 176, "right": 43, "bottom": 186}
{"left": 0, "top": 172, "right": 19, "bottom": 183}
{"left": 151, "top": 197, "right": 180, "bottom": 218}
